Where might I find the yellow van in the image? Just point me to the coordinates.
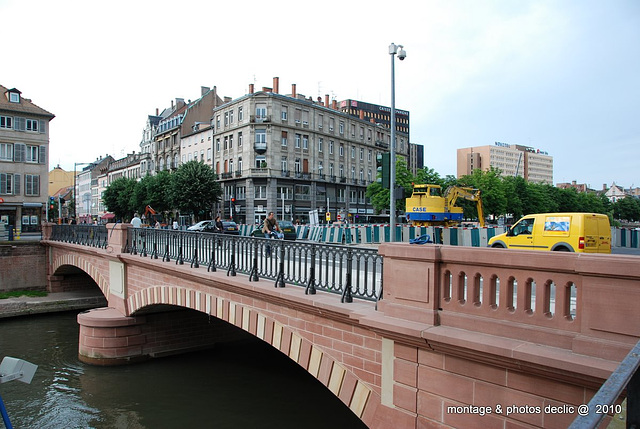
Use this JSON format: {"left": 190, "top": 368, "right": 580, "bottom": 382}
{"left": 488, "top": 213, "right": 611, "bottom": 253}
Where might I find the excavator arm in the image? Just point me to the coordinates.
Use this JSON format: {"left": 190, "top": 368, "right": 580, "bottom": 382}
{"left": 444, "top": 187, "right": 485, "bottom": 227}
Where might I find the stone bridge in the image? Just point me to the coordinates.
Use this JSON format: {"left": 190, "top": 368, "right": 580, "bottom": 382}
{"left": 41, "top": 224, "right": 640, "bottom": 428}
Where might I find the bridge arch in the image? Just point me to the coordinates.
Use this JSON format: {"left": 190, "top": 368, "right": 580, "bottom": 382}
{"left": 127, "top": 285, "right": 376, "bottom": 421}
{"left": 51, "top": 253, "right": 109, "bottom": 297}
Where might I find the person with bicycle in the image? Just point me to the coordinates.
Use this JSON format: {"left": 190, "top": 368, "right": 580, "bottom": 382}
{"left": 262, "top": 212, "right": 281, "bottom": 256}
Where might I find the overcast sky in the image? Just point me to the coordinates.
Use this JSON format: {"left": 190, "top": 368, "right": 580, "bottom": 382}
{"left": 2, "top": 0, "right": 638, "bottom": 189}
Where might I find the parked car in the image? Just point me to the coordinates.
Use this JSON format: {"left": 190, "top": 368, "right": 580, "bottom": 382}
{"left": 188, "top": 220, "right": 212, "bottom": 231}
{"left": 278, "top": 220, "right": 297, "bottom": 240}
{"left": 203, "top": 221, "right": 240, "bottom": 235}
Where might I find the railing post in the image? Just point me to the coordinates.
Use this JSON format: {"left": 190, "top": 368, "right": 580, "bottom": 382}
{"left": 176, "top": 232, "right": 184, "bottom": 265}
{"left": 208, "top": 235, "right": 217, "bottom": 272}
{"left": 141, "top": 230, "right": 147, "bottom": 258}
{"left": 341, "top": 247, "right": 353, "bottom": 303}
{"left": 131, "top": 228, "right": 137, "bottom": 255}
{"left": 227, "top": 237, "right": 236, "bottom": 277}
{"left": 274, "top": 239, "right": 285, "bottom": 288}
{"left": 305, "top": 244, "right": 317, "bottom": 295}
{"left": 629, "top": 367, "right": 640, "bottom": 427}
{"left": 191, "top": 235, "right": 199, "bottom": 269}
{"left": 163, "top": 236, "right": 171, "bottom": 262}
{"left": 249, "top": 238, "right": 259, "bottom": 282}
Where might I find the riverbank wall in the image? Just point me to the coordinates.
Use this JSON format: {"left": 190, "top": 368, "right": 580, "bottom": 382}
{"left": 0, "top": 242, "right": 47, "bottom": 292}
{"left": 1, "top": 242, "right": 107, "bottom": 318}
{"left": 0, "top": 291, "right": 107, "bottom": 319}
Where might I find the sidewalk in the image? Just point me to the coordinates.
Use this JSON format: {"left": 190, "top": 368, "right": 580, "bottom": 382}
{"left": 0, "top": 290, "right": 107, "bottom": 318}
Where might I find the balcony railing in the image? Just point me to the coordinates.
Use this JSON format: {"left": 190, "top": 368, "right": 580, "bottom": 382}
{"left": 254, "top": 142, "right": 267, "bottom": 153}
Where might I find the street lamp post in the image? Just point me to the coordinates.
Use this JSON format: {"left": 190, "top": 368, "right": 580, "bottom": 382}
{"left": 389, "top": 42, "right": 406, "bottom": 241}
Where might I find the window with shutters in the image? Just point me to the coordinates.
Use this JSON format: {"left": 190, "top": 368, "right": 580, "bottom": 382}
{"left": 25, "top": 174, "right": 40, "bottom": 196}
{"left": 26, "top": 145, "right": 38, "bottom": 163}
{"left": 0, "top": 143, "right": 12, "bottom": 161}
{"left": 14, "top": 143, "right": 26, "bottom": 162}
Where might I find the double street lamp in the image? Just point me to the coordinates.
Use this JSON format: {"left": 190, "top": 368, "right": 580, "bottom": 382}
{"left": 389, "top": 42, "right": 407, "bottom": 241}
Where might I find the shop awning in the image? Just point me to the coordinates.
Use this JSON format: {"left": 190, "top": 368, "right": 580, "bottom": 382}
{"left": 101, "top": 213, "right": 115, "bottom": 219}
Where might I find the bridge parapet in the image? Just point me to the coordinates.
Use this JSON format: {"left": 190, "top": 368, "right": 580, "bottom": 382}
{"left": 378, "top": 243, "right": 640, "bottom": 367}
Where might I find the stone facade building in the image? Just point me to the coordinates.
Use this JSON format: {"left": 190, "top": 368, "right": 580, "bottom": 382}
{"left": 203, "top": 78, "right": 408, "bottom": 224}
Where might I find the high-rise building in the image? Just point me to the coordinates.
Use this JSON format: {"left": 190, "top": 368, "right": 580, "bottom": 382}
{"left": 0, "top": 85, "right": 55, "bottom": 233}
{"left": 457, "top": 142, "right": 553, "bottom": 184}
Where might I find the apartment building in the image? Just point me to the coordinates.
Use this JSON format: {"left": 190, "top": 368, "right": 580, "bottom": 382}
{"left": 79, "top": 80, "right": 412, "bottom": 224}
{"left": 75, "top": 156, "right": 113, "bottom": 221}
{"left": 206, "top": 78, "right": 407, "bottom": 224}
{"left": 0, "top": 85, "right": 55, "bottom": 232}
{"left": 153, "top": 86, "right": 223, "bottom": 174}
{"left": 457, "top": 142, "right": 553, "bottom": 184}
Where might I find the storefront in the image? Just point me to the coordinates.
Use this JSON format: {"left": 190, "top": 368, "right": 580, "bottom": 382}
{"left": 0, "top": 202, "right": 43, "bottom": 233}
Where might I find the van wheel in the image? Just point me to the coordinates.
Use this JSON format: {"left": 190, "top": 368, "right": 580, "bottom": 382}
{"left": 491, "top": 243, "right": 505, "bottom": 248}
{"left": 554, "top": 247, "right": 570, "bottom": 252}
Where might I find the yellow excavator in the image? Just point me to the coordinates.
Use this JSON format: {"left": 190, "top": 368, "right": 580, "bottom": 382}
{"left": 405, "top": 184, "right": 485, "bottom": 227}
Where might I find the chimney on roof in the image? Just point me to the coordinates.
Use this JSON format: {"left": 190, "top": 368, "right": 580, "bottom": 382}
{"left": 317, "top": 96, "right": 322, "bottom": 105}
{"left": 262, "top": 87, "right": 272, "bottom": 93}
{"left": 273, "top": 77, "right": 279, "bottom": 94}
{"left": 332, "top": 100, "right": 337, "bottom": 110}
{"left": 325, "top": 94, "right": 329, "bottom": 108}
{"left": 249, "top": 84, "right": 254, "bottom": 94}
{"left": 156, "top": 108, "right": 159, "bottom": 116}
{"left": 292, "top": 84, "right": 296, "bottom": 99}
{"left": 359, "top": 110, "right": 364, "bottom": 120}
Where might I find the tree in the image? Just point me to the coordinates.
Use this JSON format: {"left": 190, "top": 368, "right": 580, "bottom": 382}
{"left": 367, "top": 158, "right": 415, "bottom": 214}
{"left": 459, "top": 168, "right": 506, "bottom": 219}
{"left": 102, "top": 177, "right": 137, "bottom": 220}
{"left": 613, "top": 197, "right": 640, "bottom": 222}
{"left": 169, "top": 161, "right": 222, "bottom": 221}
{"left": 502, "top": 176, "right": 525, "bottom": 219}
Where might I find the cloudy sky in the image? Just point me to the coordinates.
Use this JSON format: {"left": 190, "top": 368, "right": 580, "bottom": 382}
{"left": 2, "top": 0, "right": 638, "bottom": 189}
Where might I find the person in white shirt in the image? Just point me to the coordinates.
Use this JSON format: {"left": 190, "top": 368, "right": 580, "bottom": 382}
{"left": 131, "top": 213, "right": 142, "bottom": 228}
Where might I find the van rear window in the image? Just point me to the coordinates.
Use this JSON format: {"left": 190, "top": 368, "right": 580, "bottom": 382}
{"left": 544, "top": 216, "right": 570, "bottom": 233}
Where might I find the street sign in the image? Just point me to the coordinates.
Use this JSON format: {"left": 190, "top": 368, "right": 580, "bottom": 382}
{"left": 0, "top": 197, "right": 4, "bottom": 203}
{"left": 325, "top": 212, "right": 331, "bottom": 221}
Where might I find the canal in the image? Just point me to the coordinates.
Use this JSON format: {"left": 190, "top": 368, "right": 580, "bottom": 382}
{"left": 0, "top": 311, "right": 367, "bottom": 429}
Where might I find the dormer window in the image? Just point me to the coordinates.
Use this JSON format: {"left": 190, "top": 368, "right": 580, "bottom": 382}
{"left": 8, "top": 91, "right": 20, "bottom": 103}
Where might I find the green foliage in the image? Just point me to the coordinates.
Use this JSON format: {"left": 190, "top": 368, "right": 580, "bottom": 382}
{"left": 367, "top": 163, "right": 620, "bottom": 222}
{"left": 0, "top": 290, "right": 48, "bottom": 299}
{"left": 102, "top": 177, "right": 137, "bottom": 220}
{"left": 169, "top": 161, "right": 222, "bottom": 221}
{"left": 102, "top": 162, "right": 222, "bottom": 223}
{"left": 613, "top": 197, "right": 640, "bottom": 222}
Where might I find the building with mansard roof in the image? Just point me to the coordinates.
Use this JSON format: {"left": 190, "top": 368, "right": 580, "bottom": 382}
{"left": 0, "top": 84, "right": 55, "bottom": 233}
{"left": 203, "top": 77, "right": 408, "bottom": 224}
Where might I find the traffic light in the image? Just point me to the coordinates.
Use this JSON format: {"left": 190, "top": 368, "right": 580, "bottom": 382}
{"left": 49, "top": 196, "right": 55, "bottom": 210}
{"left": 376, "top": 153, "right": 390, "bottom": 189}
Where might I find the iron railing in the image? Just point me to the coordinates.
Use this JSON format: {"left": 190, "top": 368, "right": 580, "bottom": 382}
{"left": 568, "top": 338, "right": 640, "bottom": 428}
{"left": 52, "top": 226, "right": 382, "bottom": 303}
{"left": 127, "top": 228, "right": 382, "bottom": 302}
{"left": 50, "top": 224, "right": 109, "bottom": 249}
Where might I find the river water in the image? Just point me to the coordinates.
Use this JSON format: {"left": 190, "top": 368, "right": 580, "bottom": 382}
{"left": 0, "top": 311, "right": 367, "bottom": 429}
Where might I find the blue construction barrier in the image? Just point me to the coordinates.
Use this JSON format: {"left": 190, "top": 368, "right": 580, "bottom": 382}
{"left": 240, "top": 223, "right": 522, "bottom": 247}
